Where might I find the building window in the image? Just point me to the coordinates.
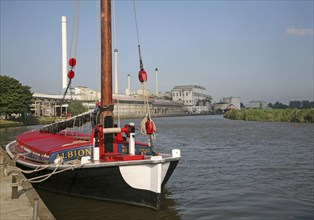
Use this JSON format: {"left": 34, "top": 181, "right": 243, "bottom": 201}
{"left": 186, "top": 92, "right": 188, "bottom": 96}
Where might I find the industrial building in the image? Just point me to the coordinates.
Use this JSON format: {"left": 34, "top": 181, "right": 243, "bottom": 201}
{"left": 171, "top": 85, "right": 208, "bottom": 106}
{"left": 171, "top": 85, "right": 213, "bottom": 114}
{"left": 214, "top": 97, "right": 241, "bottom": 112}
{"left": 248, "top": 101, "right": 268, "bottom": 109}
{"left": 31, "top": 87, "right": 185, "bottom": 118}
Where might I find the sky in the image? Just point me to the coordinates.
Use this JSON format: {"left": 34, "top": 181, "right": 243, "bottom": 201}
{"left": 1, "top": 0, "right": 313, "bottom": 104}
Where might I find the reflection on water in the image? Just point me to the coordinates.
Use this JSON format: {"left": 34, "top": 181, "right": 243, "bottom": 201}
{"left": 0, "top": 125, "right": 42, "bottom": 146}
{"left": 36, "top": 188, "right": 180, "bottom": 220}
{"left": 1, "top": 115, "right": 313, "bottom": 219}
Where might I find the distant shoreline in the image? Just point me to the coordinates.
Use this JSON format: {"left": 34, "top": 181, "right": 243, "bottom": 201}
{"left": 0, "top": 113, "right": 222, "bottom": 128}
{"left": 224, "top": 108, "right": 314, "bottom": 123}
{"left": 0, "top": 117, "right": 55, "bottom": 128}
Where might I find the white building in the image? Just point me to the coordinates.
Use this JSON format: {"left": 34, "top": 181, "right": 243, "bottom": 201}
{"left": 248, "top": 101, "right": 268, "bottom": 109}
{"left": 214, "top": 96, "right": 241, "bottom": 112}
{"left": 171, "top": 85, "right": 207, "bottom": 106}
{"left": 222, "top": 97, "right": 241, "bottom": 109}
{"left": 73, "top": 86, "right": 99, "bottom": 101}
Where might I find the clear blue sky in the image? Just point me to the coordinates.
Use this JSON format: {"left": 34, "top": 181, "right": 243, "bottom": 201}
{"left": 1, "top": 0, "right": 313, "bottom": 104}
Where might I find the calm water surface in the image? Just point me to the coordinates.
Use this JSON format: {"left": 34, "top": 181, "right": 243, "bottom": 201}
{"left": 1, "top": 115, "right": 313, "bottom": 219}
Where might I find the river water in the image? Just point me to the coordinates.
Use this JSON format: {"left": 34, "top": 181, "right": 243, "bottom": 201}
{"left": 1, "top": 115, "right": 313, "bottom": 219}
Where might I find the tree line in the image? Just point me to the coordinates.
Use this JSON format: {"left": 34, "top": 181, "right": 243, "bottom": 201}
{"left": 268, "top": 101, "right": 314, "bottom": 109}
{"left": 0, "top": 75, "right": 87, "bottom": 120}
{"left": 225, "top": 108, "right": 314, "bottom": 123}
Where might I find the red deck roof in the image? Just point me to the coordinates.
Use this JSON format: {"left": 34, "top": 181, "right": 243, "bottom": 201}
{"left": 16, "top": 130, "right": 91, "bottom": 155}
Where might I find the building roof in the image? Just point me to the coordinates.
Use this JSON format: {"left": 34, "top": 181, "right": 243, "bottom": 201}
{"left": 153, "top": 99, "right": 184, "bottom": 107}
{"left": 172, "top": 85, "right": 206, "bottom": 91}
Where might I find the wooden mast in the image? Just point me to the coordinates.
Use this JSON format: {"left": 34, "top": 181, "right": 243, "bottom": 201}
{"left": 101, "top": 0, "right": 112, "bottom": 107}
{"left": 101, "top": 0, "right": 114, "bottom": 152}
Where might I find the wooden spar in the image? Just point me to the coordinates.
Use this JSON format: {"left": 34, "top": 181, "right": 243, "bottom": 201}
{"left": 101, "top": 0, "right": 113, "bottom": 111}
{"left": 101, "top": 0, "right": 114, "bottom": 152}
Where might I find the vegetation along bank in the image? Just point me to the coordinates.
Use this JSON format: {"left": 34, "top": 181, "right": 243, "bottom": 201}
{"left": 224, "top": 109, "right": 314, "bottom": 123}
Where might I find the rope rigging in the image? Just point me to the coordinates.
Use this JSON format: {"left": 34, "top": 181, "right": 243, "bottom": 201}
{"left": 69, "top": 0, "right": 80, "bottom": 60}
{"left": 132, "top": 0, "right": 156, "bottom": 152}
{"left": 52, "top": 1, "right": 81, "bottom": 125}
{"left": 133, "top": 0, "right": 144, "bottom": 71}
{"left": 112, "top": 0, "right": 121, "bottom": 127}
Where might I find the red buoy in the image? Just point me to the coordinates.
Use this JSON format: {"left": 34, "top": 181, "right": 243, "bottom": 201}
{"left": 138, "top": 70, "right": 147, "bottom": 83}
{"left": 69, "top": 58, "right": 77, "bottom": 67}
{"left": 145, "top": 119, "right": 155, "bottom": 135}
{"left": 68, "top": 70, "right": 75, "bottom": 79}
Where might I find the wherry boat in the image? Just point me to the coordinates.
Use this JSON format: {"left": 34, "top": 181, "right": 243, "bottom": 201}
{"left": 6, "top": 0, "right": 180, "bottom": 210}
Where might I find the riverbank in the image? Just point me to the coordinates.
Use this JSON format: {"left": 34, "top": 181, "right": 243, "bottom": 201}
{"left": 0, "top": 117, "right": 59, "bottom": 128}
{"left": 224, "top": 108, "right": 314, "bottom": 123}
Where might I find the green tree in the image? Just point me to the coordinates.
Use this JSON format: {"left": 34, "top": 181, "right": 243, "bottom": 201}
{"left": 0, "top": 75, "right": 33, "bottom": 119}
{"left": 301, "top": 100, "right": 314, "bottom": 108}
{"left": 68, "top": 100, "right": 88, "bottom": 116}
{"left": 289, "top": 101, "right": 301, "bottom": 108}
{"left": 272, "top": 102, "right": 288, "bottom": 109}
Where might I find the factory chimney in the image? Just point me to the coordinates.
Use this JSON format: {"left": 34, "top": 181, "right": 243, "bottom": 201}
{"left": 125, "top": 74, "right": 131, "bottom": 96}
{"left": 155, "top": 68, "right": 158, "bottom": 97}
{"left": 61, "top": 16, "right": 67, "bottom": 94}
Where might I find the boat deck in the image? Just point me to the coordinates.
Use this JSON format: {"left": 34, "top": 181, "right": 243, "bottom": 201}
{"left": 16, "top": 130, "right": 91, "bottom": 155}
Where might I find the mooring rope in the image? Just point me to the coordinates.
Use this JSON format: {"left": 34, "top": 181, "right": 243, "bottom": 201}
{"left": 21, "top": 160, "right": 83, "bottom": 184}
{"left": 5, "top": 156, "right": 83, "bottom": 184}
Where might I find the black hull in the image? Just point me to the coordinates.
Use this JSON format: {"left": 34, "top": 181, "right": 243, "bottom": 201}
{"left": 17, "top": 160, "right": 179, "bottom": 210}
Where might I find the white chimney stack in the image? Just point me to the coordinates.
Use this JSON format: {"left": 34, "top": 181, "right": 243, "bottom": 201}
{"left": 128, "top": 74, "right": 131, "bottom": 90}
{"left": 125, "top": 74, "right": 131, "bottom": 96}
{"left": 155, "top": 68, "right": 158, "bottom": 97}
{"left": 61, "top": 16, "right": 67, "bottom": 93}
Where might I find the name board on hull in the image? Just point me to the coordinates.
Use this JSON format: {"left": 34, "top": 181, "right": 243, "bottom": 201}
{"left": 49, "top": 146, "right": 92, "bottom": 163}
{"left": 118, "top": 144, "right": 153, "bottom": 155}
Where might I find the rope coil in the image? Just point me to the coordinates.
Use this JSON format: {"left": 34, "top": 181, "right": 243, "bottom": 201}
{"left": 140, "top": 114, "right": 156, "bottom": 138}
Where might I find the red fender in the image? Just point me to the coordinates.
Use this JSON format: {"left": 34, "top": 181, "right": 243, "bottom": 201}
{"left": 145, "top": 119, "right": 155, "bottom": 135}
{"left": 138, "top": 70, "right": 147, "bottom": 83}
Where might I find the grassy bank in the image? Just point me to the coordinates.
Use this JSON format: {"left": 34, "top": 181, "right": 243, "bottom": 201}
{"left": 0, "top": 117, "right": 59, "bottom": 128}
{"left": 224, "top": 108, "right": 314, "bottom": 123}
